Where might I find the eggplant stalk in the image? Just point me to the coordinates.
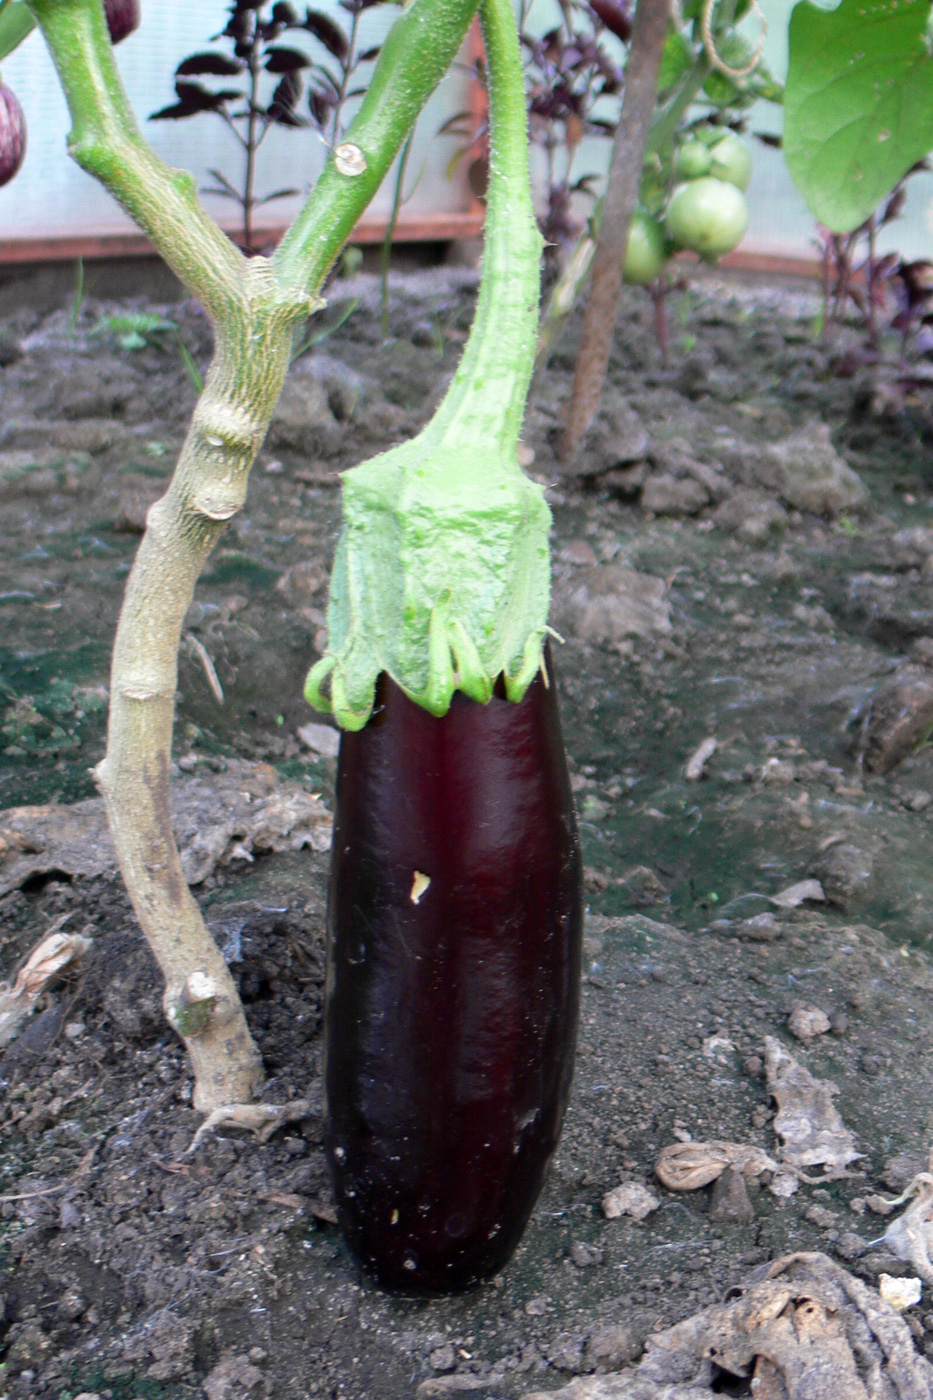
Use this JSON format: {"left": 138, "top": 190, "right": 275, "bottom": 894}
{"left": 306, "top": 0, "right": 548, "bottom": 729}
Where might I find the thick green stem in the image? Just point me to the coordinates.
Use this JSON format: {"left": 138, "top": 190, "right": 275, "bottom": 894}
{"left": 645, "top": 54, "right": 712, "bottom": 158}
{"left": 425, "top": 0, "right": 543, "bottom": 457}
{"left": 30, "top": 0, "right": 481, "bottom": 1110}
{"left": 306, "top": 0, "right": 548, "bottom": 726}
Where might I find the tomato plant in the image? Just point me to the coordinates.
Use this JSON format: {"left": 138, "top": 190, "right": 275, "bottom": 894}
{"left": 665, "top": 173, "right": 748, "bottom": 258}
{"left": 623, "top": 207, "right": 668, "bottom": 283}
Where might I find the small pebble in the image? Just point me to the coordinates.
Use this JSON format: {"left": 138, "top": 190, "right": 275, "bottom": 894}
{"left": 602, "top": 1182, "right": 659, "bottom": 1221}
{"left": 429, "top": 1344, "right": 457, "bottom": 1371}
{"left": 569, "top": 1241, "right": 603, "bottom": 1268}
{"left": 788, "top": 1004, "right": 831, "bottom": 1042}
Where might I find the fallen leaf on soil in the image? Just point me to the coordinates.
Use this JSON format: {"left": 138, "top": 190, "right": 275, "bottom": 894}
{"left": 764, "top": 1035, "right": 861, "bottom": 1176}
{"left": 601, "top": 1182, "right": 659, "bottom": 1220}
{"left": 0, "top": 758, "right": 332, "bottom": 895}
{"left": 182, "top": 1099, "right": 312, "bottom": 1156}
{"left": 655, "top": 1140, "right": 780, "bottom": 1192}
{"left": 769, "top": 878, "right": 825, "bottom": 909}
{"left": 0, "top": 918, "right": 93, "bottom": 1047}
{"left": 881, "top": 1174, "right": 933, "bottom": 1284}
{"left": 521, "top": 1252, "right": 933, "bottom": 1399}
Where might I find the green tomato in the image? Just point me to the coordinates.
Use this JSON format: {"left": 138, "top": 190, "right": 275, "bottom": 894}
{"left": 708, "top": 132, "right": 752, "bottom": 192}
{"left": 664, "top": 177, "right": 748, "bottom": 260}
{"left": 674, "top": 140, "right": 713, "bottom": 181}
{"left": 623, "top": 212, "right": 668, "bottom": 285}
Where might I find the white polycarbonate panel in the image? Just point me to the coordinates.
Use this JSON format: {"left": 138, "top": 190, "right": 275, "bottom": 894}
{"left": 0, "top": 0, "right": 474, "bottom": 242}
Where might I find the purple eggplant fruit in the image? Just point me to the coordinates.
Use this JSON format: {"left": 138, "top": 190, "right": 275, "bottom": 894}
{"left": 0, "top": 83, "right": 26, "bottom": 189}
{"left": 324, "top": 652, "right": 583, "bottom": 1293}
{"left": 104, "top": 0, "right": 140, "bottom": 45}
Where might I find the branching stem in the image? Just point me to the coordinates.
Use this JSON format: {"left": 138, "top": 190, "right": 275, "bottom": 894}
{"left": 29, "top": 0, "right": 480, "bottom": 1110}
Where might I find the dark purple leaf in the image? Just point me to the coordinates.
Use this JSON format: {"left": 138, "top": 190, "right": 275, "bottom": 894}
{"left": 104, "top": 0, "right": 140, "bottom": 45}
{"left": 257, "top": 187, "right": 301, "bottom": 202}
{"left": 268, "top": 72, "right": 307, "bottom": 124}
{"left": 311, "top": 65, "right": 344, "bottom": 99}
{"left": 588, "top": 0, "right": 631, "bottom": 42}
{"left": 272, "top": 0, "right": 300, "bottom": 21}
{"left": 150, "top": 81, "right": 241, "bottom": 120}
{"left": 308, "top": 88, "right": 333, "bottom": 128}
{"left": 176, "top": 51, "right": 245, "bottom": 76}
{"left": 356, "top": 45, "right": 381, "bottom": 61}
{"left": 300, "top": 9, "right": 349, "bottom": 59}
{"left": 265, "top": 45, "right": 311, "bottom": 71}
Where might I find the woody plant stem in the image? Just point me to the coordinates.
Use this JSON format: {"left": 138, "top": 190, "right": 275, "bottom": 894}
{"left": 558, "top": 0, "right": 669, "bottom": 463}
{"left": 28, "top": 0, "right": 480, "bottom": 1111}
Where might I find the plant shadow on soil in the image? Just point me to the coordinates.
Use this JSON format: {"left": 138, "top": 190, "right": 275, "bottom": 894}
{"left": 4, "top": 269, "right": 933, "bottom": 1397}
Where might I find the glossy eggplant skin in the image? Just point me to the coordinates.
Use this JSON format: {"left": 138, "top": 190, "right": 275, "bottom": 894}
{"left": 0, "top": 85, "right": 26, "bottom": 190}
{"left": 324, "top": 656, "right": 583, "bottom": 1294}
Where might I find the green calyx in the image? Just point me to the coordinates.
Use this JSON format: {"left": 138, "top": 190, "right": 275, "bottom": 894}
{"left": 305, "top": 443, "right": 551, "bottom": 728}
{"left": 305, "top": 0, "right": 548, "bottom": 731}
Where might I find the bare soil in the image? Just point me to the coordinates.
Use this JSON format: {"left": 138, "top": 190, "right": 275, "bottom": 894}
{"left": 4, "top": 267, "right": 933, "bottom": 1400}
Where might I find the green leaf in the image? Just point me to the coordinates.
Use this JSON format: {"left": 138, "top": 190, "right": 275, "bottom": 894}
{"left": 784, "top": 0, "right": 933, "bottom": 231}
{"left": 658, "top": 26, "right": 695, "bottom": 95}
{"left": 0, "top": 0, "right": 36, "bottom": 60}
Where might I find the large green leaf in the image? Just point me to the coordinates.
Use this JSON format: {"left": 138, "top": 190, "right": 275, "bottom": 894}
{"left": 657, "top": 26, "right": 695, "bottom": 96}
{"left": 784, "top": 0, "right": 933, "bottom": 231}
{"left": 0, "top": 1, "right": 36, "bottom": 62}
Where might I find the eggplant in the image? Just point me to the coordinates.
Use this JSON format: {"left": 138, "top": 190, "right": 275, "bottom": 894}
{"left": 324, "top": 652, "right": 583, "bottom": 1293}
{"left": 0, "top": 83, "right": 25, "bottom": 189}
{"left": 104, "top": 0, "right": 140, "bottom": 45}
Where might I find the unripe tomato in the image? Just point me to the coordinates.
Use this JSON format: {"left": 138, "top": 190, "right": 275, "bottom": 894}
{"left": 674, "top": 140, "right": 712, "bottom": 181}
{"left": 623, "top": 211, "right": 667, "bottom": 285}
{"left": 664, "top": 177, "right": 748, "bottom": 260}
{"left": 0, "top": 83, "right": 26, "bottom": 189}
{"left": 708, "top": 132, "right": 752, "bottom": 192}
{"left": 104, "top": 0, "right": 140, "bottom": 44}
